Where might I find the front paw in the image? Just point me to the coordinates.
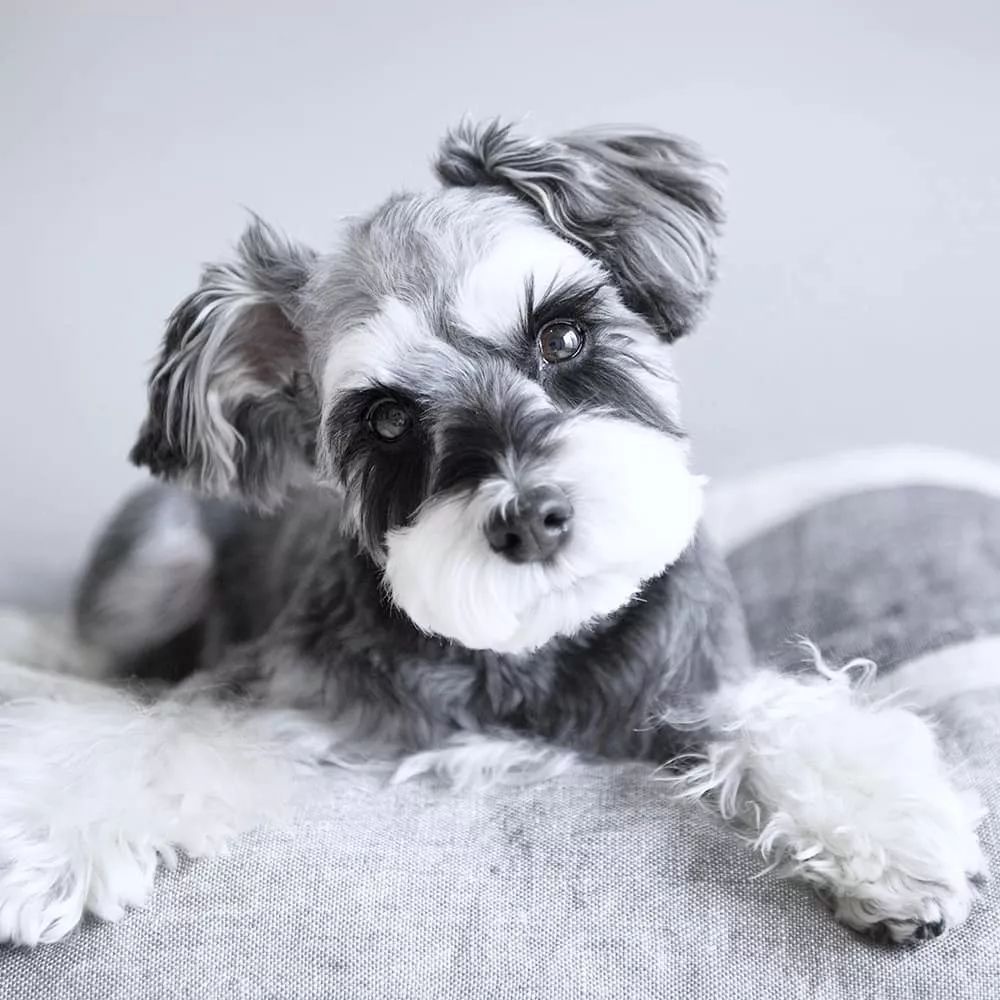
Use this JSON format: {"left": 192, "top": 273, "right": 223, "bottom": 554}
{"left": 686, "top": 667, "right": 991, "bottom": 946}
{"left": 794, "top": 788, "right": 988, "bottom": 945}
{"left": 0, "top": 828, "right": 165, "bottom": 946}
{"left": 820, "top": 856, "right": 986, "bottom": 945}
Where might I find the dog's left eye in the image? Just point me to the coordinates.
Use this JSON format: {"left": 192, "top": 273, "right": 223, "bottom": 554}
{"left": 538, "top": 320, "right": 585, "bottom": 364}
{"left": 367, "top": 399, "right": 412, "bottom": 442}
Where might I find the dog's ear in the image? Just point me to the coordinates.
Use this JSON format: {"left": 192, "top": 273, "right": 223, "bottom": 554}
{"left": 435, "top": 120, "right": 724, "bottom": 342}
{"left": 130, "top": 218, "right": 319, "bottom": 511}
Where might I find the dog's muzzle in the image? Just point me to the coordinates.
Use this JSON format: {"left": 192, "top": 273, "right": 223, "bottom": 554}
{"left": 484, "top": 485, "right": 573, "bottom": 563}
{"left": 383, "top": 413, "right": 704, "bottom": 652}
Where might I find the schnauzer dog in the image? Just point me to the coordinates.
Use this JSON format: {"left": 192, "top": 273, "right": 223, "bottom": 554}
{"left": 0, "top": 120, "right": 986, "bottom": 947}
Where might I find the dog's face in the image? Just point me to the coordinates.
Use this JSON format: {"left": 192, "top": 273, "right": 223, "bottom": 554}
{"left": 132, "top": 122, "right": 723, "bottom": 653}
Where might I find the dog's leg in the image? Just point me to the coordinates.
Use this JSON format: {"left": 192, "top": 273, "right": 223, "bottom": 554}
{"left": 74, "top": 485, "right": 221, "bottom": 682}
{"left": 669, "top": 652, "right": 988, "bottom": 943}
{"left": 0, "top": 680, "right": 341, "bottom": 947}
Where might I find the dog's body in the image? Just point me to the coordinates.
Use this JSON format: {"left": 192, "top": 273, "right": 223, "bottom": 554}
{"left": 0, "top": 121, "right": 987, "bottom": 948}
{"left": 77, "top": 483, "right": 748, "bottom": 762}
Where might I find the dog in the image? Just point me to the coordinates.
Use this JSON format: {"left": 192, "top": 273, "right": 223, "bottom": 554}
{"left": 0, "top": 120, "right": 987, "bottom": 948}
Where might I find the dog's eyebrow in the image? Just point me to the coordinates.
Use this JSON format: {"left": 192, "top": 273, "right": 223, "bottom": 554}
{"left": 451, "top": 222, "right": 603, "bottom": 345}
{"left": 521, "top": 275, "right": 607, "bottom": 335}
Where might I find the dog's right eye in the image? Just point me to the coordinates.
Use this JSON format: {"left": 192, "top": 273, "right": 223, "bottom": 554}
{"left": 538, "top": 319, "right": 585, "bottom": 364}
{"left": 367, "top": 399, "right": 412, "bottom": 442}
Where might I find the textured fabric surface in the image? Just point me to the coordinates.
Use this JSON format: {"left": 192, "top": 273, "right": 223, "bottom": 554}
{"left": 732, "top": 485, "right": 1000, "bottom": 671}
{"left": 3, "top": 454, "right": 1000, "bottom": 999}
{"left": 2, "top": 699, "right": 998, "bottom": 1000}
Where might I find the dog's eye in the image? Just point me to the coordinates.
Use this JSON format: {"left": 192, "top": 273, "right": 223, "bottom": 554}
{"left": 367, "top": 399, "right": 412, "bottom": 442}
{"left": 538, "top": 320, "right": 585, "bottom": 364}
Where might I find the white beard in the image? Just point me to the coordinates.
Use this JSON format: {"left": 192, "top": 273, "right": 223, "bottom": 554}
{"left": 383, "top": 415, "right": 704, "bottom": 653}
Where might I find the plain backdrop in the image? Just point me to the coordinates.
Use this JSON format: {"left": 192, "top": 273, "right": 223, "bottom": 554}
{"left": 2, "top": 2, "right": 998, "bottom": 607}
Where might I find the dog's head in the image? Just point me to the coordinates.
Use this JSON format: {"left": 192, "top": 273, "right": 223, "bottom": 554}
{"left": 132, "top": 120, "right": 723, "bottom": 653}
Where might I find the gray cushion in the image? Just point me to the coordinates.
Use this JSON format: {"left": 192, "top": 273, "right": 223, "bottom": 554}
{"left": 3, "top": 450, "right": 999, "bottom": 999}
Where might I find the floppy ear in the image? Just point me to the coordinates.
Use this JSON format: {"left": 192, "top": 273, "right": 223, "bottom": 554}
{"left": 435, "top": 120, "right": 724, "bottom": 342}
{"left": 130, "top": 219, "right": 319, "bottom": 511}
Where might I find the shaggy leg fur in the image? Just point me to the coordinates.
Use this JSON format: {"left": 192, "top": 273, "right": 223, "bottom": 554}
{"left": 0, "top": 680, "right": 340, "bottom": 947}
{"left": 390, "top": 732, "right": 578, "bottom": 791}
{"left": 669, "top": 651, "right": 987, "bottom": 943}
{"left": 0, "top": 653, "right": 575, "bottom": 946}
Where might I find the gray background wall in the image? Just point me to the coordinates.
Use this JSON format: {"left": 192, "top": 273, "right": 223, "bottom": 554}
{"left": 2, "top": 2, "right": 997, "bottom": 607}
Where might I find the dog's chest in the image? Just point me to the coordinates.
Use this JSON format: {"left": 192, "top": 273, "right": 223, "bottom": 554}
{"left": 285, "top": 572, "right": 688, "bottom": 759}
{"left": 240, "top": 515, "right": 744, "bottom": 761}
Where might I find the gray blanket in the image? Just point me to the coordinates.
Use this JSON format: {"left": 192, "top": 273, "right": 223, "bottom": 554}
{"left": 2, "top": 449, "right": 999, "bottom": 999}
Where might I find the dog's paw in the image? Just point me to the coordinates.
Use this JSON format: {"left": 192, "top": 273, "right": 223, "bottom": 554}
{"left": 794, "top": 787, "right": 988, "bottom": 945}
{"left": 0, "top": 827, "right": 168, "bottom": 947}
{"left": 0, "top": 838, "right": 87, "bottom": 947}
{"left": 824, "top": 859, "right": 986, "bottom": 945}
{"left": 685, "top": 666, "right": 992, "bottom": 946}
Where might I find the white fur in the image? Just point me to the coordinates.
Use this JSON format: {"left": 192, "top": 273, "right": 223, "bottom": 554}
{"left": 0, "top": 645, "right": 576, "bottom": 946}
{"left": 316, "top": 297, "right": 475, "bottom": 481}
{"left": 451, "top": 225, "right": 602, "bottom": 343}
{"left": 385, "top": 413, "right": 704, "bottom": 652}
{"left": 321, "top": 298, "right": 446, "bottom": 399}
{"left": 666, "top": 648, "right": 987, "bottom": 941}
{"left": 0, "top": 686, "right": 341, "bottom": 946}
{"left": 392, "top": 732, "right": 577, "bottom": 791}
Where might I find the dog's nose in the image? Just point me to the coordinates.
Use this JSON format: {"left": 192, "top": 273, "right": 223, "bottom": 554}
{"left": 485, "top": 485, "right": 573, "bottom": 563}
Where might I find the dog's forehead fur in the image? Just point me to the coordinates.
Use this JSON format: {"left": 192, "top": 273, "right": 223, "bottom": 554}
{"left": 300, "top": 187, "right": 603, "bottom": 393}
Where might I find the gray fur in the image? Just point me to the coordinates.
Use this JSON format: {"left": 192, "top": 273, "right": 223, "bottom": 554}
{"left": 131, "top": 219, "right": 319, "bottom": 511}
{"left": 79, "top": 486, "right": 749, "bottom": 760}
{"left": 84, "top": 118, "right": 750, "bottom": 761}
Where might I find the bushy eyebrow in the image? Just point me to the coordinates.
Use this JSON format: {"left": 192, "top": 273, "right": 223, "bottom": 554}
{"left": 518, "top": 275, "right": 608, "bottom": 338}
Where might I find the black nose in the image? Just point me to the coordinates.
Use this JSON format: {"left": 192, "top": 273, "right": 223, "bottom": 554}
{"left": 485, "top": 485, "right": 574, "bottom": 563}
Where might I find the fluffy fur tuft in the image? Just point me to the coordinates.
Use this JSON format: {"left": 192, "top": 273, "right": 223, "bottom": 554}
{"left": 0, "top": 680, "right": 350, "bottom": 946}
{"left": 664, "top": 644, "right": 988, "bottom": 942}
{"left": 392, "top": 732, "right": 578, "bottom": 792}
{"left": 0, "top": 653, "right": 580, "bottom": 944}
